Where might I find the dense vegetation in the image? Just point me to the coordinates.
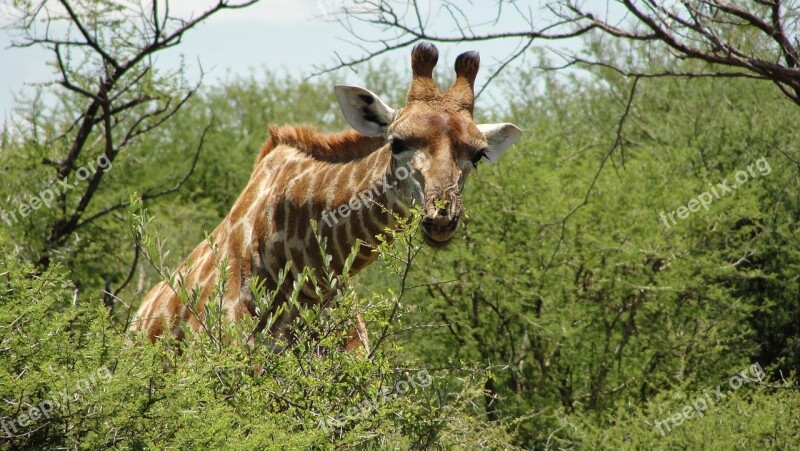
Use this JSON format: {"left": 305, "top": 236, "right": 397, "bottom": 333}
{"left": 2, "top": 38, "right": 800, "bottom": 448}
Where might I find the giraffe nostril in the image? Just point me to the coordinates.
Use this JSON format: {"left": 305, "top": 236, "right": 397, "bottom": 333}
{"left": 437, "top": 206, "right": 448, "bottom": 217}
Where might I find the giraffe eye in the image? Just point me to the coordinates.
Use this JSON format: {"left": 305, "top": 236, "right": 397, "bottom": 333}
{"left": 390, "top": 138, "right": 409, "bottom": 154}
{"left": 471, "top": 149, "right": 488, "bottom": 168}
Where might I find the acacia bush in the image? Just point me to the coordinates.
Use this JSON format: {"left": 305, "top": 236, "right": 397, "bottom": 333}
{"left": 0, "top": 216, "right": 516, "bottom": 449}
{"left": 375, "top": 49, "right": 800, "bottom": 446}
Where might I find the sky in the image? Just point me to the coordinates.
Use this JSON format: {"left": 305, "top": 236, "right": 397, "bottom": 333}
{"left": 0, "top": 0, "right": 577, "bottom": 121}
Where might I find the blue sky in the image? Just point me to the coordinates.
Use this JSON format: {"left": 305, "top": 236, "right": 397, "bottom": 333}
{"left": 0, "top": 0, "right": 576, "bottom": 121}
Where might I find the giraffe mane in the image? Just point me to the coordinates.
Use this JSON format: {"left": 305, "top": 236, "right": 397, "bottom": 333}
{"left": 257, "top": 124, "right": 386, "bottom": 164}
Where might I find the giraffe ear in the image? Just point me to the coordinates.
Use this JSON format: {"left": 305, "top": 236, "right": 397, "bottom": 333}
{"left": 334, "top": 85, "right": 396, "bottom": 136}
{"left": 476, "top": 123, "right": 523, "bottom": 163}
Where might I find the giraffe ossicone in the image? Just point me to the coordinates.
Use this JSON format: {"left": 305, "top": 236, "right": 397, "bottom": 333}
{"left": 129, "top": 42, "right": 523, "bottom": 350}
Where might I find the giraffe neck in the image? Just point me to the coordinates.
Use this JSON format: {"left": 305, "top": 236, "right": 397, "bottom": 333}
{"left": 315, "top": 144, "right": 419, "bottom": 274}
{"left": 364, "top": 145, "right": 420, "bottom": 217}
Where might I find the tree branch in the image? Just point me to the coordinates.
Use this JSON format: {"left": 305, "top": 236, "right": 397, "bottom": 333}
{"left": 8, "top": 1, "right": 260, "bottom": 265}
{"left": 326, "top": 0, "right": 800, "bottom": 106}
{"left": 72, "top": 118, "right": 213, "bottom": 232}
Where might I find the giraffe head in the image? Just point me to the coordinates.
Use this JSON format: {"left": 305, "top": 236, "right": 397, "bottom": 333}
{"left": 334, "top": 42, "right": 522, "bottom": 245}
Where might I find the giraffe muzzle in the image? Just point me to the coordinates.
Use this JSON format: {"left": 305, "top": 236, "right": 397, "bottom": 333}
{"left": 421, "top": 216, "right": 460, "bottom": 245}
{"left": 421, "top": 195, "right": 462, "bottom": 244}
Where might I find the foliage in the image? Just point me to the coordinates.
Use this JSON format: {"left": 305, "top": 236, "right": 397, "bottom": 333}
{"left": 0, "top": 213, "right": 514, "bottom": 449}
{"left": 2, "top": 19, "right": 800, "bottom": 449}
{"left": 373, "top": 47, "right": 800, "bottom": 446}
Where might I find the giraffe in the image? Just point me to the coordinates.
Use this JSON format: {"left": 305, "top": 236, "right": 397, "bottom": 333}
{"left": 129, "top": 42, "right": 522, "bottom": 351}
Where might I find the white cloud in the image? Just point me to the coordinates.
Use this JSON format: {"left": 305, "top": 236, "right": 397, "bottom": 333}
{"left": 0, "top": 1, "right": 321, "bottom": 28}
{"left": 163, "top": 0, "right": 319, "bottom": 23}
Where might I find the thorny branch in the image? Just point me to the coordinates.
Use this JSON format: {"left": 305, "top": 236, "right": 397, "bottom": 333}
{"left": 367, "top": 222, "right": 423, "bottom": 360}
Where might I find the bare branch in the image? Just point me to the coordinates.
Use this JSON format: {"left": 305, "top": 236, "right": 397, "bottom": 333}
{"left": 58, "top": 0, "right": 121, "bottom": 71}
{"left": 8, "top": 1, "right": 261, "bottom": 265}
{"left": 72, "top": 118, "right": 213, "bottom": 232}
{"left": 325, "top": 0, "right": 800, "bottom": 106}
